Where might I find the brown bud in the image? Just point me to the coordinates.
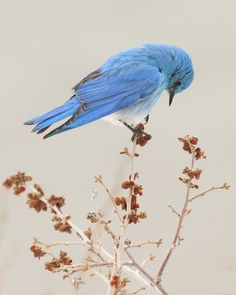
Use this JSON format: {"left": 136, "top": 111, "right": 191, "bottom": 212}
{"left": 122, "top": 181, "right": 134, "bottom": 189}
{"left": 110, "top": 275, "right": 120, "bottom": 288}
{"left": 47, "top": 195, "right": 65, "bottom": 209}
{"left": 84, "top": 228, "right": 92, "bottom": 240}
{"left": 27, "top": 193, "right": 47, "bottom": 212}
{"left": 114, "top": 197, "right": 121, "bottom": 206}
{"left": 30, "top": 244, "right": 46, "bottom": 259}
{"left": 134, "top": 184, "right": 143, "bottom": 196}
{"left": 190, "top": 137, "right": 198, "bottom": 145}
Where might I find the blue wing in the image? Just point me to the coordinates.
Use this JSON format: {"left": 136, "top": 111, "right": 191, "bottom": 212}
{"left": 25, "top": 61, "right": 164, "bottom": 139}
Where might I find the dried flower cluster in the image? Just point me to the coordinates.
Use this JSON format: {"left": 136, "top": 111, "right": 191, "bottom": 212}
{"left": 52, "top": 215, "right": 72, "bottom": 234}
{"left": 178, "top": 135, "right": 206, "bottom": 160}
{"left": 112, "top": 177, "right": 145, "bottom": 224}
{"left": 30, "top": 244, "right": 46, "bottom": 259}
{"left": 3, "top": 171, "right": 32, "bottom": 195}
{"left": 2, "top": 128, "right": 230, "bottom": 295}
{"left": 45, "top": 251, "right": 72, "bottom": 272}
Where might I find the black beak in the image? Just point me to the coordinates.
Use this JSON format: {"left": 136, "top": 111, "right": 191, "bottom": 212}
{"left": 169, "top": 89, "right": 175, "bottom": 106}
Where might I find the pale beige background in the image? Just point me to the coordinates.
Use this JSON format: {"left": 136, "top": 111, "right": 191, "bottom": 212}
{"left": 0, "top": 0, "right": 236, "bottom": 294}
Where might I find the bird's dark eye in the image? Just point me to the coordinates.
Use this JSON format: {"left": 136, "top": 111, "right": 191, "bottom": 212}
{"left": 175, "top": 80, "right": 181, "bottom": 87}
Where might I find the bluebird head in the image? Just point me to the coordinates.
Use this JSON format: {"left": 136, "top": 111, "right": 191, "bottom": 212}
{"left": 143, "top": 44, "right": 194, "bottom": 106}
{"left": 165, "top": 46, "right": 194, "bottom": 106}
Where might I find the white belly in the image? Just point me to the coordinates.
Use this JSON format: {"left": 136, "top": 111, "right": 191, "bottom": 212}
{"left": 103, "top": 87, "right": 165, "bottom": 126}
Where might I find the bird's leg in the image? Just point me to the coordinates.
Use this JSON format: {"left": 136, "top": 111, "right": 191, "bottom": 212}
{"left": 120, "top": 120, "right": 152, "bottom": 143}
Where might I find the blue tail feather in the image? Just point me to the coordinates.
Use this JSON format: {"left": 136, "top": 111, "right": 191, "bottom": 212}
{"left": 24, "top": 97, "right": 78, "bottom": 125}
{"left": 43, "top": 101, "right": 119, "bottom": 139}
{"left": 24, "top": 96, "right": 80, "bottom": 134}
{"left": 32, "top": 104, "right": 79, "bottom": 133}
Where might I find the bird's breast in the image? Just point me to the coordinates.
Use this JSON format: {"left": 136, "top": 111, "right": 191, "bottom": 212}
{"left": 104, "top": 86, "right": 165, "bottom": 126}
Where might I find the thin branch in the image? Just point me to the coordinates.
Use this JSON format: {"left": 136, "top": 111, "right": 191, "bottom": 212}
{"left": 189, "top": 183, "right": 230, "bottom": 202}
{"left": 41, "top": 196, "right": 90, "bottom": 243}
{"left": 130, "top": 287, "right": 146, "bottom": 294}
{"left": 40, "top": 195, "right": 114, "bottom": 263}
{"left": 95, "top": 176, "right": 123, "bottom": 223}
{"left": 39, "top": 193, "right": 116, "bottom": 267}
{"left": 156, "top": 146, "right": 195, "bottom": 283}
{"left": 124, "top": 249, "right": 167, "bottom": 295}
{"left": 89, "top": 266, "right": 110, "bottom": 284}
{"left": 119, "top": 141, "right": 137, "bottom": 250}
{"left": 168, "top": 205, "right": 181, "bottom": 218}
{"left": 33, "top": 238, "right": 83, "bottom": 249}
{"left": 126, "top": 240, "right": 163, "bottom": 249}
{"left": 88, "top": 245, "right": 107, "bottom": 263}
{"left": 107, "top": 142, "right": 137, "bottom": 295}
{"left": 35, "top": 186, "right": 167, "bottom": 295}
{"left": 100, "top": 219, "right": 119, "bottom": 245}
{"left": 141, "top": 253, "right": 155, "bottom": 268}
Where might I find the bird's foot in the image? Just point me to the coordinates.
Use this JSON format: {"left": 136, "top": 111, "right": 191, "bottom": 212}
{"left": 131, "top": 123, "right": 152, "bottom": 146}
{"left": 120, "top": 120, "right": 152, "bottom": 146}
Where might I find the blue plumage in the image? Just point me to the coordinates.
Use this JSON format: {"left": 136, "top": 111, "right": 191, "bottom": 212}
{"left": 24, "top": 44, "right": 194, "bottom": 139}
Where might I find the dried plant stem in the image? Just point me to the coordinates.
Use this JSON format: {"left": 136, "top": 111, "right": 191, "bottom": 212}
{"left": 41, "top": 196, "right": 90, "bottom": 243}
{"left": 119, "top": 142, "right": 137, "bottom": 265}
{"left": 4, "top": 136, "right": 229, "bottom": 295}
{"left": 125, "top": 249, "right": 167, "bottom": 295}
{"left": 34, "top": 238, "right": 83, "bottom": 249}
{"left": 141, "top": 253, "right": 155, "bottom": 268}
{"left": 189, "top": 184, "right": 229, "bottom": 202}
{"left": 131, "top": 286, "right": 146, "bottom": 294}
{"left": 89, "top": 266, "right": 110, "bottom": 284}
{"left": 107, "top": 142, "right": 137, "bottom": 295}
{"left": 41, "top": 199, "right": 162, "bottom": 294}
{"left": 30, "top": 188, "right": 165, "bottom": 295}
{"left": 40, "top": 195, "right": 113, "bottom": 263}
{"left": 107, "top": 142, "right": 167, "bottom": 295}
{"left": 156, "top": 150, "right": 229, "bottom": 286}
{"left": 156, "top": 147, "right": 195, "bottom": 283}
{"left": 121, "top": 141, "right": 137, "bottom": 243}
{"left": 98, "top": 179, "right": 123, "bottom": 223}
{"left": 126, "top": 240, "right": 162, "bottom": 249}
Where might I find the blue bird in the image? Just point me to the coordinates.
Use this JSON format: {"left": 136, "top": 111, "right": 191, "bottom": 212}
{"left": 24, "top": 44, "right": 194, "bottom": 139}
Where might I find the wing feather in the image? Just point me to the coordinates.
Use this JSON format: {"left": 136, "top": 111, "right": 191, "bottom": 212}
{"left": 44, "top": 62, "right": 164, "bottom": 138}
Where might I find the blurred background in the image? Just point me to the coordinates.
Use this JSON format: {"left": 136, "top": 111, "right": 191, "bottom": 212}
{"left": 1, "top": 0, "right": 236, "bottom": 294}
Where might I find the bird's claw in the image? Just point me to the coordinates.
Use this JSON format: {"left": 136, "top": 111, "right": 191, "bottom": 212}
{"left": 131, "top": 123, "right": 152, "bottom": 146}
{"left": 120, "top": 120, "right": 152, "bottom": 146}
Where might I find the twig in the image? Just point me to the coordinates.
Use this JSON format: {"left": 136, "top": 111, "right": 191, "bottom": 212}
{"left": 189, "top": 183, "right": 230, "bottom": 202}
{"left": 168, "top": 205, "right": 181, "bottom": 218}
{"left": 156, "top": 144, "right": 230, "bottom": 285}
{"left": 33, "top": 238, "right": 83, "bottom": 249}
{"left": 107, "top": 142, "right": 137, "bottom": 295}
{"left": 131, "top": 286, "right": 146, "bottom": 294}
{"left": 95, "top": 176, "right": 123, "bottom": 223}
{"left": 41, "top": 196, "right": 90, "bottom": 243}
{"left": 120, "top": 141, "right": 137, "bottom": 248}
{"left": 100, "top": 219, "right": 119, "bottom": 246}
{"left": 141, "top": 253, "right": 155, "bottom": 268}
{"left": 126, "top": 240, "right": 163, "bottom": 249}
{"left": 89, "top": 266, "right": 110, "bottom": 284}
{"left": 40, "top": 195, "right": 115, "bottom": 264}
{"left": 124, "top": 248, "right": 167, "bottom": 295}
{"left": 88, "top": 246, "right": 107, "bottom": 263}
{"left": 156, "top": 145, "right": 195, "bottom": 283}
